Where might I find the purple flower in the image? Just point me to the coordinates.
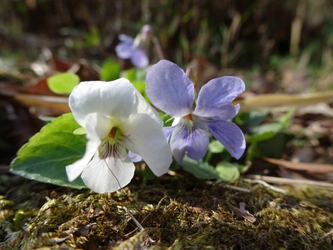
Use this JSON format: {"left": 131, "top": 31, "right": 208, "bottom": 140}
{"left": 146, "top": 59, "right": 246, "bottom": 164}
{"left": 115, "top": 25, "right": 152, "bottom": 68}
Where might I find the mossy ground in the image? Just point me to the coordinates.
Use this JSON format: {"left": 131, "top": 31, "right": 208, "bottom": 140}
{"left": 1, "top": 173, "right": 333, "bottom": 250}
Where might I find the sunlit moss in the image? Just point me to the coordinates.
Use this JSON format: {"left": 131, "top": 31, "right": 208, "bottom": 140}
{"left": 1, "top": 176, "right": 333, "bottom": 249}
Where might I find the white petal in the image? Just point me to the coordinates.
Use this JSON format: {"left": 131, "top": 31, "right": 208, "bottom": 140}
{"left": 132, "top": 85, "right": 163, "bottom": 126}
{"left": 81, "top": 145, "right": 135, "bottom": 193}
{"left": 84, "top": 112, "right": 112, "bottom": 141}
{"left": 123, "top": 113, "right": 173, "bottom": 176}
{"left": 69, "top": 79, "right": 138, "bottom": 128}
{"left": 66, "top": 140, "right": 99, "bottom": 181}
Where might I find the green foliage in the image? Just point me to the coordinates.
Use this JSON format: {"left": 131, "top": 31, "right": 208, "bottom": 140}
{"left": 246, "top": 122, "right": 283, "bottom": 143}
{"left": 73, "top": 127, "right": 87, "bottom": 135}
{"left": 46, "top": 73, "right": 80, "bottom": 95}
{"left": 215, "top": 161, "right": 240, "bottom": 181}
{"left": 208, "top": 140, "right": 225, "bottom": 153}
{"left": 248, "top": 133, "right": 289, "bottom": 160}
{"left": 84, "top": 26, "right": 101, "bottom": 47}
{"left": 100, "top": 59, "right": 121, "bottom": 81}
{"left": 245, "top": 110, "right": 294, "bottom": 161}
{"left": 181, "top": 156, "right": 241, "bottom": 182}
{"left": 235, "top": 111, "right": 269, "bottom": 127}
{"left": 160, "top": 113, "right": 173, "bottom": 126}
{"left": 10, "top": 113, "right": 87, "bottom": 189}
{"left": 123, "top": 68, "right": 149, "bottom": 102}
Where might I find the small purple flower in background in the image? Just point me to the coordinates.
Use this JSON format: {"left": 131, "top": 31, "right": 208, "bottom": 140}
{"left": 146, "top": 59, "right": 246, "bottom": 164}
{"left": 115, "top": 25, "right": 152, "bottom": 68}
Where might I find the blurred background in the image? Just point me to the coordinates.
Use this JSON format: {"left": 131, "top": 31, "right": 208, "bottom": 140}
{"left": 2, "top": 0, "right": 333, "bottom": 69}
{"left": 1, "top": 0, "right": 333, "bottom": 173}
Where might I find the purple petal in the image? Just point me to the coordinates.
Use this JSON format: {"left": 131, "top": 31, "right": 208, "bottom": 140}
{"left": 131, "top": 49, "right": 149, "bottom": 68}
{"left": 163, "top": 126, "right": 174, "bottom": 140}
{"left": 115, "top": 43, "right": 134, "bottom": 59}
{"left": 141, "top": 25, "right": 152, "bottom": 39}
{"left": 205, "top": 119, "right": 245, "bottom": 159}
{"left": 128, "top": 151, "right": 143, "bottom": 162}
{"left": 119, "top": 34, "right": 134, "bottom": 43}
{"left": 146, "top": 60, "right": 195, "bottom": 117}
{"left": 170, "top": 116, "right": 209, "bottom": 164}
{"left": 194, "top": 104, "right": 240, "bottom": 120}
{"left": 194, "top": 76, "right": 245, "bottom": 119}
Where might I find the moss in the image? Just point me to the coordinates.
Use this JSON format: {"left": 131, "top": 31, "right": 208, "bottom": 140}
{"left": 1, "top": 175, "right": 333, "bottom": 249}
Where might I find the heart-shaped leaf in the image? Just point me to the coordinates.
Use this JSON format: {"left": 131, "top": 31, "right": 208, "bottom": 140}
{"left": 10, "top": 113, "right": 87, "bottom": 189}
{"left": 47, "top": 73, "right": 80, "bottom": 94}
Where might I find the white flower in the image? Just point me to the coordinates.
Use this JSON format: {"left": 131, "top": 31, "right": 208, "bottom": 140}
{"left": 66, "top": 78, "right": 173, "bottom": 193}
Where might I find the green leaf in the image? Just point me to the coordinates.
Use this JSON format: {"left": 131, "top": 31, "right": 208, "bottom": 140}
{"left": 123, "top": 68, "right": 136, "bottom": 82}
{"left": 46, "top": 73, "right": 80, "bottom": 94}
{"left": 208, "top": 140, "right": 225, "bottom": 153}
{"left": 182, "top": 156, "right": 220, "bottom": 179}
{"left": 235, "top": 111, "right": 269, "bottom": 127}
{"left": 138, "top": 166, "right": 156, "bottom": 180}
{"left": 160, "top": 113, "right": 173, "bottom": 126}
{"left": 123, "top": 68, "right": 147, "bottom": 82}
{"left": 246, "top": 123, "right": 283, "bottom": 143}
{"left": 279, "top": 107, "right": 295, "bottom": 128}
{"left": 84, "top": 26, "right": 101, "bottom": 47}
{"left": 246, "top": 133, "right": 288, "bottom": 161}
{"left": 73, "top": 127, "right": 87, "bottom": 135}
{"left": 215, "top": 161, "right": 240, "bottom": 182}
{"left": 132, "top": 81, "right": 146, "bottom": 94}
{"left": 10, "top": 113, "right": 87, "bottom": 189}
{"left": 256, "top": 133, "right": 287, "bottom": 159}
{"left": 100, "top": 59, "right": 121, "bottom": 81}
{"left": 181, "top": 157, "right": 241, "bottom": 182}
{"left": 123, "top": 68, "right": 150, "bottom": 102}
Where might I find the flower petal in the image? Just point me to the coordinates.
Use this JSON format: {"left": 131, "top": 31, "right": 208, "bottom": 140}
{"left": 163, "top": 126, "right": 174, "bottom": 140}
{"left": 146, "top": 60, "right": 194, "bottom": 117}
{"left": 131, "top": 85, "right": 163, "bottom": 126}
{"left": 205, "top": 119, "right": 245, "bottom": 159}
{"left": 194, "top": 76, "right": 245, "bottom": 119}
{"left": 131, "top": 49, "right": 149, "bottom": 68}
{"left": 128, "top": 151, "right": 143, "bottom": 162}
{"left": 170, "top": 116, "right": 209, "bottom": 164}
{"left": 123, "top": 113, "right": 173, "bottom": 176}
{"left": 81, "top": 145, "right": 135, "bottom": 193}
{"left": 194, "top": 104, "right": 240, "bottom": 120}
{"left": 69, "top": 79, "right": 137, "bottom": 128}
{"left": 115, "top": 42, "right": 134, "bottom": 59}
{"left": 84, "top": 112, "right": 112, "bottom": 141}
{"left": 118, "top": 34, "right": 134, "bottom": 43}
{"left": 66, "top": 139, "right": 99, "bottom": 182}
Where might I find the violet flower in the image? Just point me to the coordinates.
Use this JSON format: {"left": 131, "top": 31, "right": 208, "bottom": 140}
{"left": 146, "top": 59, "right": 246, "bottom": 164}
{"left": 115, "top": 25, "right": 152, "bottom": 68}
{"left": 66, "top": 78, "right": 172, "bottom": 193}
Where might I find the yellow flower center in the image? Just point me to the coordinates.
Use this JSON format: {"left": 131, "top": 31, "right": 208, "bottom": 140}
{"left": 98, "top": 126, "right": 124, "bottom": 159}
{"left": 108, "top": 126, "right": 119, "bottom": 139}
{"left": 185, "top": 114, "right": 193, "bottom": 121}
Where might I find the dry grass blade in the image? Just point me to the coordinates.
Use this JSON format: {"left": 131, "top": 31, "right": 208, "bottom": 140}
{"left": 235, "top": 91, "right": 333, "bottom": 112}
{"left": 14, "top": 94, "right": 70, "bottom": 113}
